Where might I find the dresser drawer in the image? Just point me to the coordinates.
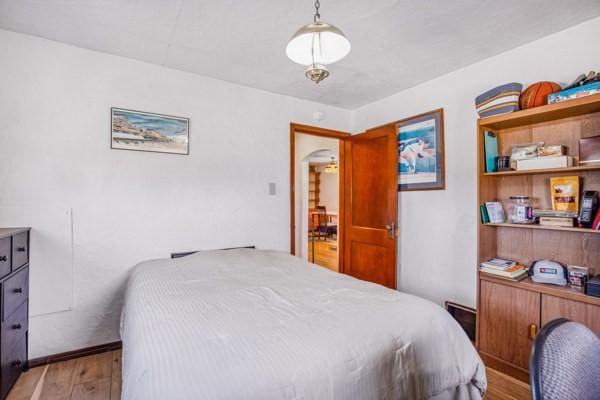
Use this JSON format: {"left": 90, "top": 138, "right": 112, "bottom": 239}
{"left": 2, "top": 302, "right": 27, "bottom": 352}
{"left": 0, "top": 238, "right": 10, "bottom": 278}
{"left": 3, "top": 267, "right": 28, "bottom": 321}
{"left": 1, "top": 335, "right": 26, "bottom": 399}
{"left": 11, "top": 232, "right": 28, "bottom": 270}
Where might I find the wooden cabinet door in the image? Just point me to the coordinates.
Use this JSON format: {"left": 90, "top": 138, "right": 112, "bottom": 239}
{"left": 343, "top": 124, "right": 398, "bottom": 289}
{"left": 479, "top": 280, "right": 540, "bottom": 371}
{"left": 542, "top": 295, "right": 600, "bottom": 336}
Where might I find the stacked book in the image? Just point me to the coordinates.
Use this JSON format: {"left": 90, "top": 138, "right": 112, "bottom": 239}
{"left": 533, "top": 209, "right": 578, "bottom": 227}
{"left": 480, "top": 258, "right": 528, "bottom": 281}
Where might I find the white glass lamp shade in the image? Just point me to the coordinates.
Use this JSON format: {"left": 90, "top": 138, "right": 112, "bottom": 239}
{"left": 286, "top": 22, "right": 351, "bottom": 66}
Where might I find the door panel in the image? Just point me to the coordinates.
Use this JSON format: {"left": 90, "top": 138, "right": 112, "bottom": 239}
{"left": 542, "top": 295, "right": 600, "bottom": 336}
{"left": 479, "top": 280, "right": 541, "bottom": 370}
{"left": 343, "top": 124, "right": 397, "bottom": 289}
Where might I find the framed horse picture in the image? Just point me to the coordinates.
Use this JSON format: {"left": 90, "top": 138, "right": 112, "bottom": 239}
{"left": 397, "top": 109, "right": 445, "bottom": 191}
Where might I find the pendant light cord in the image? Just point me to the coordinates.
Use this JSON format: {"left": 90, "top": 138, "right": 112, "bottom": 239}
{"left": 314, "top": 0, "right": 320, "bottom": 22}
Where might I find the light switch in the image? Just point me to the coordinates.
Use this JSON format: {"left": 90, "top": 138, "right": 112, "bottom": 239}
{"left": 268, "top": 182, "right": 277, "bottom": 196}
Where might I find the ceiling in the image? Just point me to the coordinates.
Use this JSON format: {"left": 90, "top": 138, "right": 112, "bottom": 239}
{"left": 1, "top": 1, "right": 599, "bottom": 109}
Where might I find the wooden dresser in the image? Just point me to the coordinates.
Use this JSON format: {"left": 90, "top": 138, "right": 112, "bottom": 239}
{"left": 0, "top": 228, "right": 30, "bottom": 399}
{"left": 476, "top": 94, "right": 600, "bottom": 382}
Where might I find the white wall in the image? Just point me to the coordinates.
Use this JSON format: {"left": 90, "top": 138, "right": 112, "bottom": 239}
{"left": 315, "top": 166, "right": 339, "bottom": 213}
{"left": 352, "top": 17, "right": 600, "bottom": 308}
{"left": 0, "top": 29, "right": 351, "bottom": 358}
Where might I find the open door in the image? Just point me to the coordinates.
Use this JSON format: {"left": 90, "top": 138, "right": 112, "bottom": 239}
{"left": 342, "top": 124, "right": 398, "bottom": 289}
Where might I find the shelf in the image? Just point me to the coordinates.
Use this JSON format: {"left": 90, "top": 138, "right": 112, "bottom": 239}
{"left": 478, "top": 93, "right": 600, "bottom": 130}
{"left": 479, "top": 273, "right": 600, "bottom": 307}
{"left": 483, "top": 164, "right": 600, "bottom": 177}
{"left": 484, "top": 222, "right": 600, "bottom": 234}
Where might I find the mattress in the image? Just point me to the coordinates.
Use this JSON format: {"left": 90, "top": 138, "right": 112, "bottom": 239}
{"left": 121, "top": 249, "right": 486, "bottom": 400}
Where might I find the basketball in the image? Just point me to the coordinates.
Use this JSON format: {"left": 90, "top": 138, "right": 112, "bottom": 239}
{"left": 519, "top": 81, "right": 561, "bottom": 109}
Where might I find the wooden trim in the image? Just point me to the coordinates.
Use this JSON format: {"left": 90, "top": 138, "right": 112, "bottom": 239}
{"left": 28, "top": 341, "right": 122, "bottom": 368}
{"left": 480, "top": 351, "right": 530, "bottom": 383}
{"left": 478, "top": 93, "right": 600, "bottom": 130}
{"left": 289, "top": 123, "right": 350, "bottom": 139}
{"left": 290, "top": 123, "right": 350, "bottom": 270}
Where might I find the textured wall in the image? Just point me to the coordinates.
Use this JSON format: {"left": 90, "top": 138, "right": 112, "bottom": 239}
{"left": 0, "top": 29, "right": 351, "bottom": 358}
{"left": 352, "top": 17, "right": 600, "bottom": 308}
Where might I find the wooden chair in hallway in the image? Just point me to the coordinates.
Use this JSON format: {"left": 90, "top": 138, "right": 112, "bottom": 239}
{"left": 316, "top": 206, "right": 337, "bottom": 240}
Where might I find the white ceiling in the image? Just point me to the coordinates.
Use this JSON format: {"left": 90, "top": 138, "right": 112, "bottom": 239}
{"left": 1, "top": 1, "right": 600, "bottom": 109}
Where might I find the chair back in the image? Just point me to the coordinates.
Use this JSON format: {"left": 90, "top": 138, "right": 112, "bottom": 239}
{"left": 530, "top": 318, "right": 600, "bottom": 400}
{"left": 316, "top": 206, "right": 328, "bottom": 229}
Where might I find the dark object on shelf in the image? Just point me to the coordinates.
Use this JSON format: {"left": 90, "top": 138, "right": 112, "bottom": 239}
{"left": 578, "top": 191, "right": 599, "bottom": 228}
{"left": 495, "top": 155, "right": 511, "bottom": 171}
{"left": 445, "top": 302, "right": 476, "bottom": 341}
{"left": 530, "top": 318, "right": 600, "bottom": 400}
{"left": 529, "top": 260, "right": 568, "bottom": 286}
{"left": 579, "top": 135, "right": 600, "bottom": 165}
{"left": 586, "top": 276, "right": 600, "bottom": 297}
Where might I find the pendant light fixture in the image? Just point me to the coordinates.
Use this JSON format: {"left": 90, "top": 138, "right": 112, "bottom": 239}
{"left": 286, "top": 0, "right": 351, "bottom": 84}
{"left": 324, "top": 157, "right": 338, "bottom": 174}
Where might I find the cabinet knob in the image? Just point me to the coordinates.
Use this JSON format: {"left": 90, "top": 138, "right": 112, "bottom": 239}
{"left": 12, "top": 360, "right": 22, "bottom": 367}
{"left": 529, "top": 324, "right": 538, "bottom": 340}
{"left": 12, "top": 323, "right": 22, "bottom": 330}
{"left": 16, "top": 247, "right": 26, "bottom": 252}
{"left": 14, "top": 288, "right": 23, "bottom": 294}
{"left": 0, "top": 255, "right": 6, "bottom": 262}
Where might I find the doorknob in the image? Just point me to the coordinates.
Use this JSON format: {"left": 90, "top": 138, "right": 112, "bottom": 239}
{"left": 386, "top": 222, "right": 396, "bottom": 239}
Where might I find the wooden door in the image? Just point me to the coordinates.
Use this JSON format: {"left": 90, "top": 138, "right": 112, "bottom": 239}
{"left": 342, "top": 124, "right": 397, "bottom": 288}
{"left": 479, "top": 280, "right": 540, "bottom": 374}
{"left": 541, "top": 295, "right": 600, "bottom": 336}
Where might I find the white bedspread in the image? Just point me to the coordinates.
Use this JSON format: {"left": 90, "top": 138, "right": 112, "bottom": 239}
{"left": 121, "top": 249, "right": 486, "bottom": 400}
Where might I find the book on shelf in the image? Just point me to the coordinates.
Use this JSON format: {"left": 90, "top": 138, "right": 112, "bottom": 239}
{"left": 480, "top": 270, "right": 529, "bottom": 282}
{"left": 480, "top": 258, "right": 517, "bottom": 270}
{"left": 481, "top": 264, "right": 527, "bottom": 277}
{"left": 485, "top": 202, "right": 505, "bottom": 223}
{"left": 480, "top": 204, "right": 490, "bottom": 224}
{"left": 593, "top": 209, "right": 600, "bottom": 230}
{"left": 539, "top": 216, "right": 575, "bottom": 227}
{"left": 533, "top": 209, "right": 579, "bottom": 218}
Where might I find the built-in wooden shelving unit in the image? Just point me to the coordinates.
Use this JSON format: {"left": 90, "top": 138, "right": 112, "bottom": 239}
{"left": 476, "top": 93, "right": 600, "bottom": 383}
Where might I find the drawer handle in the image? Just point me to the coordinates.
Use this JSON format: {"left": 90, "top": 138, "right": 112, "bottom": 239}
{"left": 16, "top": 247, "right": 26, "bottom": 252}
{"left": 0, "top": 255, "right": 6, "bottom": 262}
{"left": 11, "top": 360, "right": 22, "bottom": 367}
{"left": 12, "top": 323, "right": 22, "bottom": 330}
{"left": 14, "top": 288, "right": 23, "bottom": 294}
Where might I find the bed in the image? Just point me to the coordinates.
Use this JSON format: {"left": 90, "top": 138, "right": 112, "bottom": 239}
{"left": 121, "top": 248, "right": 486, "bottom": 400}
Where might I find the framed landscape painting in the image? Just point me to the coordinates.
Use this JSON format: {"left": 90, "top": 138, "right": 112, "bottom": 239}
{"left": 397, "top": 108, "right": 445, "bottom": 191}
{"left": 111, "top": 108, "right": 189, "bottom": 155}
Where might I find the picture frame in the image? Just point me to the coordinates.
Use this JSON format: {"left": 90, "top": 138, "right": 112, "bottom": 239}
{"left": 397, "top": 108, "right": 445, "bottom": 191}
{"left": 111, "top": 107, "right": 189, "bottom": 155}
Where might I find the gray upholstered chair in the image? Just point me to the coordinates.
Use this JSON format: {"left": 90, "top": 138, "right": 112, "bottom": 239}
{"left": 530, "top": 318, "right": 600, "bottom": 400}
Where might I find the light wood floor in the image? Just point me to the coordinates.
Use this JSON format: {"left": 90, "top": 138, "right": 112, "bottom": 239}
{"left": 8, "top": 351, "right": 121, "bottom": 400}
{"left": 308, "top": 236, "right": 338, "bottom": 272}
{"left": 8, "top": 350, "right": 530, "bottom": 399}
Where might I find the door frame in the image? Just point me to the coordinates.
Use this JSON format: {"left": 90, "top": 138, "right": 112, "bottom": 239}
{"left": 290, "top": 123, "right": 350, "bottom": 271}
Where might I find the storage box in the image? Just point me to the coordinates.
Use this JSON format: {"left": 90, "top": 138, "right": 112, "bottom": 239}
{"left": 516, "top": 155, "right": 573, "bottom": 171}
{"left": 548, "top": 81, "right": 600, "bottom": 104}
{"left": 476, "top": 83, "right": 522, "bottom": 118}
{"left": 586, "top": 275, "right": 600, "bottom": 297}
{"left": 579, "top": 135, "right": 600, "bottom": 165}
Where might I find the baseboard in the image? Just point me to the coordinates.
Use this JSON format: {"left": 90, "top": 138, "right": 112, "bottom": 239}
{"left": 28, "top": 340, "right": 122, "bottom": 368}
